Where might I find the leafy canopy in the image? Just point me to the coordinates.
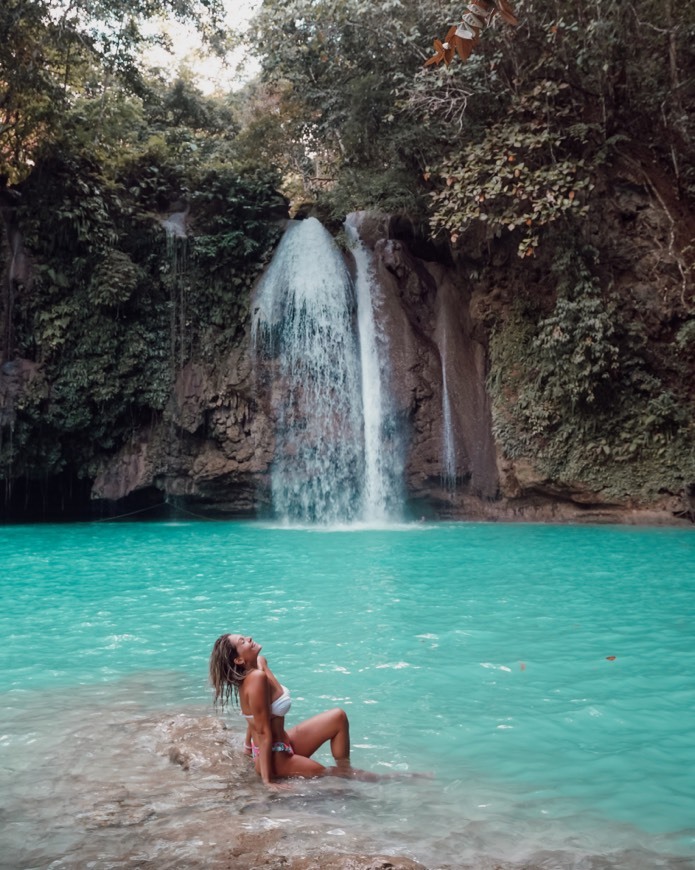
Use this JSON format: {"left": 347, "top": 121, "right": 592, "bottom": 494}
{"left": 0, "top": 0, "right": 225, "bottom": 181}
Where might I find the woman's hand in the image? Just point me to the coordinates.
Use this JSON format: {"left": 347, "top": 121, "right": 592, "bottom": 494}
{"left": 243, "top": 722, "right": 254, "bottom": 757}
{"left": 265, "top": 780, "right": 293, "bottom": 791}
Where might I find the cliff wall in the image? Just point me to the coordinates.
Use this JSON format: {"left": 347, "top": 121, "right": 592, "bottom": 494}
{"left": 88, "top": 192, "right": 693, "bottom": 525}
{"left": 1, "top": 150, "right": 693, "bottom": 523}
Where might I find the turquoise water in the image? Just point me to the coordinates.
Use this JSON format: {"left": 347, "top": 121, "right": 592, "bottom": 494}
{"left": 1, "top": 520, "right": 694, "bottom": 868}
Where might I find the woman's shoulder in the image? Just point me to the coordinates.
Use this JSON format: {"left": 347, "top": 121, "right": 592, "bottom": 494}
{"left": 245, "top": 667, "right": 268, "bottom": 685}
{"left": 243, "top": 668, "right": 270, "bottom": 708}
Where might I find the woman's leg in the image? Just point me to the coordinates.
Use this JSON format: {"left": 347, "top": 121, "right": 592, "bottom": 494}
{"left": 270, "top": 752, "right": 327, "bottom": 779}
{"left": 265, "top": 751, "right": 381, "bottom": 782}
{"left": 287, "top": 708, "right": 350, "bottom": 767}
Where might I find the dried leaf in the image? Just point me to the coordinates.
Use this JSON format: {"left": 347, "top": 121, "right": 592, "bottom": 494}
{"left": 495, "top": 0, "right": 519, "bottom": 26}
{"left": 454, "top": 35, "right": 476, "bottom": 61}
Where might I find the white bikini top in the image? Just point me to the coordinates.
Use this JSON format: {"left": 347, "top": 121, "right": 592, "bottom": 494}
{"left": 241, "top": 684, "right": 291, "bottom": 719}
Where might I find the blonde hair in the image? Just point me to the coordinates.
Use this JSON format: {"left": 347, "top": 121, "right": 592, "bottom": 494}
{"left": 209, "top": 633, "right": 248, "bottom": 708}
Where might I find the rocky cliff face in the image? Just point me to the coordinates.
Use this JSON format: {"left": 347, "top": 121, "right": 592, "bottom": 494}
{"left": 3, "top": 176, "right": 691, "bottom": 524}
{"left": 452, "top": 150, "right": 695, "bottom": 525}
{"left": 361, "top": 214, "right": 498, "bottom": 509}
{"left": 87, "top": 202, "right": 693, "bottom": 525}
{"left": 89, "top": 211, "right": 502, "bottom": 520}
{"left": 92, "top": 348, "right": 274, "bottom": 517}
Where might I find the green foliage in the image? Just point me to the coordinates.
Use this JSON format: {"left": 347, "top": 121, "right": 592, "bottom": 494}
{"left": 157, "top": 78, "right": 235, "bottom": 133}
{"left": 488, "top": 246, "right": 695, "bottom": 499}
{"left": 411, "top": 0, "right": 695, "bottom": 252}
{"left": 184, "top": 166, "right": 284, "bottom": 351}
{"left": 428, "top": 81, "right": 599, "bottom": 256}
{"left": 3, "top": 152, "right": 167, "bottom": 475}
{"left": 0, "top": 23, "right": 287, "bottom": 486}
{"left": 321, "top": 165, "right": 428, "bottom": 222}
{"left": 117, "top": 140, "right": 189, "bottom": 210}
{"left": 675, "top": 319, "right": 695, "bottom": 350}
{"left": 244, "top": 0, "right": 446, "bottom": 214}
{"left": 138, "top": 77, "right": 241, "bottom": 168}
{"left": 240, "top": 0, "right": 693, "bottom": 239}
{"left": 190, "top": 166, "right": 283, "bottom": 281}
{"left": 0, "top": 0, "right": 67, "bottom": 181}
{"left": 0, "top": 0, "right": 226, "bottom": 181}
{"left": 416, "top": 0, "right": 695, "bottom": 501}
{"left": 89, "top": 250, "right": 144, "bottom": 306}
{"left": 532, "top": 252, "right": 620, "bottom": 408}
{"left": 2, "top": 118, "right": 283, "bottom": 479}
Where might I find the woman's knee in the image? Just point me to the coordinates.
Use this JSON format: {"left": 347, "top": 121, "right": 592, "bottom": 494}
{"left": 328, "top": 707, "right": 350, "bottom": 733}
{"left": 329, "top": 707, "right": 349, "bottom": 729}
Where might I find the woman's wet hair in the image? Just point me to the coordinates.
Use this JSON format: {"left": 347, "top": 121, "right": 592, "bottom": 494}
{"left": 209, "top": 633, "right": 248, "bottom": 707}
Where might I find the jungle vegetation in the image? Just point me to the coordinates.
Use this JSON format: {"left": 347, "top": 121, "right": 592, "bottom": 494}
{"left": 1, "top": 0, "right": 694, "bottom": 514}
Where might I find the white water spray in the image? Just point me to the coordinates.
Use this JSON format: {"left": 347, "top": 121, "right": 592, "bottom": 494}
{"left": 253, "top": 218, "right": 363, "bottom": 523}
{"left": 345, "top": 215, "right": 401, "bottom": 522}
{"left": 252, "top": 216, "right": 401, "bottom": 524}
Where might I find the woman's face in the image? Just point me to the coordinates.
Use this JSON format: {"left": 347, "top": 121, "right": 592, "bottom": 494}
{"left": 230, "top": 634, "right": 261, "bottom": 665}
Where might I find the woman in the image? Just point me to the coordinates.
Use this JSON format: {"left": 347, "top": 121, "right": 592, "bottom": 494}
{"left": 210, "top": 633, "right": 376, "bottom": 788}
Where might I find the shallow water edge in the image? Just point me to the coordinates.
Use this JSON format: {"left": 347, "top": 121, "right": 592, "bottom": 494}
{"left": 2, "top": 680, "right": 693, "bottom": 870}
{"left": 2, "top": 521, "right": 694, "bottom": 868}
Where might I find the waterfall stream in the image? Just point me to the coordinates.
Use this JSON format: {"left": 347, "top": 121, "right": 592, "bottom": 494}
{"left": 162, "top": 211, "right": 189, "bottom": 371}
{"left": 440, "top": 333, "right": 457, "bottom": 489}
{"left": 252, "top": 218, "right": 363, "bottom": 523}
{"left": 252, "top": 216, "right": 401, "bottom": 524}
{"left": 345, "top": 215, "right": 401, "bottom": 522}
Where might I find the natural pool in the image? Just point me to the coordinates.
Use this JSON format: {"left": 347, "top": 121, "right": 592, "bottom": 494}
{"left": 1, "top": 521, "right": 694, "bottom": 868}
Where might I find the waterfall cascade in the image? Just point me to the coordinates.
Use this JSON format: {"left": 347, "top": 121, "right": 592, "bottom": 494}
{"left": 252, "top": 216, "right": 401, "bottom": 524}
{"left": 161, "top": 211, "right": 190, "bottom": 372}
{"left": 345, "top": 215, "right": 402, "bottom": 521}
{"left": 440, "top": 333, "right": 457, "bottom": 490}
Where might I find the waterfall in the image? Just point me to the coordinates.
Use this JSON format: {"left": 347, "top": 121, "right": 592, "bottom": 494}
{"left": 252, "top": 216, "right": 401, "bottom": 524}
{"left": 345, "top": 215, "right": 401, "bottom": 522}
{"left": 252, "top": 218, "right": 364, "bottom": 523}
{"left": 161, "top": 210, "right": 189, "bottom": 371}
{"left": 441, "top": 335, "right": 457, "bottom": 489}
{"left": 161, "top": 210, "right": 190, "bottom": 508}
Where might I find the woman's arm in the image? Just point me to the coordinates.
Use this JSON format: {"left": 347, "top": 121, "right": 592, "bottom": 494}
{"left": 243, "top": 722, "right": 253, "bottom": 755}
{"left": 245, "top": 670, "right": 275, "bottom": 786}
{"left": 245, "top": 654, "right": 269, "bottom": 751}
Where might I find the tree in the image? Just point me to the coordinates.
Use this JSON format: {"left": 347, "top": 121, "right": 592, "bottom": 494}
{"left": 242, "top": 0, "right": 457, "bottom": 215}
{"left": 238, "top": 0, "right": 693, "bottom": 236}
{"left": 0, "top": 0, "right": 226, "bottom": 182}
{"left": 420, "top": 0, "right": 695, "bottom": 255}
